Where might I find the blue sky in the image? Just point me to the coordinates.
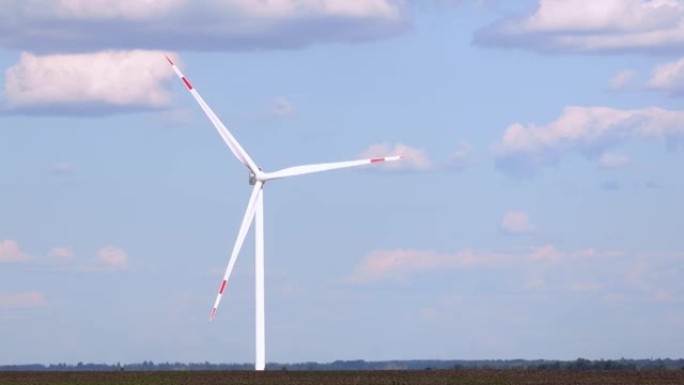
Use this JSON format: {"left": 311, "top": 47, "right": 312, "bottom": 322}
{"left": 1, "top": 0, "right": 683, "bottom": 365}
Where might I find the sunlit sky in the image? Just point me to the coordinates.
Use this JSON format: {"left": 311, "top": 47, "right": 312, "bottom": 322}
{"left": 2, "top": 0, "right": 683, "bottom": 365}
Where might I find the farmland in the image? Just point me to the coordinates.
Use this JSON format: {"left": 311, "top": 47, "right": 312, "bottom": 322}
{"left": 2, "top": 370, "right": 684, "bottom": 385}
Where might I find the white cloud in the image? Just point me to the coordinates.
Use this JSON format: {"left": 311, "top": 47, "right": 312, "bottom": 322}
{"left": 340, "top": 246, "right": 681, "bottom": 308}
{"left": 51, "top": 0, "right": 185, "bottom": 19}
{"left": 646, "top": 57, "right": 684, "bottom": 95}
{"left": 610, "top": 58, "right": 684, "bottom": 96}
{"left": 360, "top": 142, "right": 472, "bottom": 172}
{"left": 609, "top": 70, "right": 637, "bottom": 90}
{"left": 95, "top": 246, "right": 128, "bottom": 270}
{"left": 475, "top": 0, "right": 684, "bottom": 54}
{"left": 520, "top": 0, "right": 677, "bottom": 32}
{"left": 623, "top": 259, "right": 680, "bottom": 302}
{"left": 493, "top": 106, "right": 684, "bottom": 177}
{"left": 49, "top": 247, "right": 74, "bottom": 260}
{"left": 0, "top": 239, "right": 31, "bottom": 262}
{"left": 2, "top": 50, "right": 176, "bottom": 114}
{"left": 528, "top": 244, "right": 563, "bottom": 262}
{"left": 0, "top": 292, "right": 46, "bottom": 308}
{"left": 500, "top": 210, "right": 534, "bottom": 234}
{"left": 528, "top": 244, "right": 622, "bottom": 263}
{"left": 360, "top": 142, "right": 433, "bottom": 171}
{"left": 342, "top": 248, "right": 512, "bottom": 283}
{"left": 598, "top": 152, "right": 630, "bottom": 168}
{"left": 223, "top": 0, "right": 401, "bottom": 19}
{"left": 0, "top": 0, "right": 183, "bottom": 20}
{"left": 342, "top": 244, "right": 623, "bottom": 284}
{"left": 0, "top": 0, "right": 407, "bottom": 53}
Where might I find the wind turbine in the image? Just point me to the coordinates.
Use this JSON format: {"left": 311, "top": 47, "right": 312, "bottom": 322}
{"left": 166, "top": 56, "right": 404, "bottom": 371}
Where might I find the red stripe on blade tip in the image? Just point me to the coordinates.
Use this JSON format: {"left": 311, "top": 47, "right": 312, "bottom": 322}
{"left": 219, "top": 280, "right": 227, "bottom": 294}
{"left": 370, "top": 158, "right": 385, "bottom": 163}
{"left": 182, "top": 77, "right": 193, "bottom": 90}
{"left": 210, "top": 308, "right": 217, "bottom": 320}
{"left": 165, "top": 55, "right": 174, "bottom": 65}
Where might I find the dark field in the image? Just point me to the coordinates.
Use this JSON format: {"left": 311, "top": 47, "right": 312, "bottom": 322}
{"left": 2, "top": 370, "right": 684, "bottom": 385}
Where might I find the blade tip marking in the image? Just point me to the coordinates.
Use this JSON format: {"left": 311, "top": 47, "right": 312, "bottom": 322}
{"left": 182, "top": 77, "right": 193, "bottom": 90}
{"left": 370, "top": 158, "right": 385, "bottom": 163}
{"left": 165, "top": 55, "right": 174, "bottom": 65}
{"left": 210, "top": 308, "right": 217, "bottom": 320}
{"left": 219, "top": 279, "right": 227, "bottom": 294}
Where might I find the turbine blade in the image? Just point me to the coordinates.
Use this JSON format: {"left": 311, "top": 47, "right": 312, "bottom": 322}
{"left": 210, "top": 182, "right": 264, "bottom": 320}
{"left": 263, "top": 155, "right": 405, "bottom": 181}
{"left": 166, "top": 55, "right": 259, "bottom": 174}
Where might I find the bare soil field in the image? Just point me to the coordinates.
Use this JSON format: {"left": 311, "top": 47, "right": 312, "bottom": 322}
{"left": 2, "top": 370, "right": 684, "bottom": 385}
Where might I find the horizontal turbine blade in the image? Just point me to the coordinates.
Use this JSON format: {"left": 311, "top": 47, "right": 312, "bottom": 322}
{"left": 210, "top": 182, "right": 264, "bottom": 321}
{"left": 166, "top": 56, "right": 260, "bottom": 174}
{"left": 262, "top": 156, "right": 404, "bottom": 181}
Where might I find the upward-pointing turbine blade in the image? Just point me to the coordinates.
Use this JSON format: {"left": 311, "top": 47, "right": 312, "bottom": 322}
{"left": 166, "top": 56, "right": 260, "bottom": 174}
{"left": 210, "top": 181, "right": 264, "bottom": 321}
{"left": 263, "top": 155, "right": 405, "bottom": 181}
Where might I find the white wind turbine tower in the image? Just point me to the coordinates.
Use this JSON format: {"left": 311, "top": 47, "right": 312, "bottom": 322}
{"left": 167, "top": 56, "right": 404, "bottom": 371}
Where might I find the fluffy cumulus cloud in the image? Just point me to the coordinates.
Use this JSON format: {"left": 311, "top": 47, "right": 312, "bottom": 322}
{"left": 500, "top": 210, "right": 534, "bottom": 234}
{"left": 2, "top": 50, "right": 176, "bottom": 114}
{"left": 474, "top": 0, "right": 684, "bottom": 54}
{"left": 360, "top": 142, "right": 433, "bottom": 171}
{"left": 493, "top": 106, "right": 684, "bottom": 177}
{"left": 0, "top": 239, "right": 31, "bottom": 262}
{"left": 611, "top": 57, "right": 684, "bottom": 95}
{"left": 0, "top": 0, "right": 407, "bottom": 53}
{"left": 646, "top": 57, "right": 684, "bottom": 95}
{"left": 95, "top": 246, "right": 129, "bottom": 270}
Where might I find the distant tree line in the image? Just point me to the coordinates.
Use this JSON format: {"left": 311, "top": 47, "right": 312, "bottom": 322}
{"left": 1, "top": 358, "right": 683, "bottom": 372}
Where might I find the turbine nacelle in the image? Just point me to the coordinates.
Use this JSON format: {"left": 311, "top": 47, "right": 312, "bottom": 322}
{"left": 249, "top": 169, "right": 266, "bottom": 185}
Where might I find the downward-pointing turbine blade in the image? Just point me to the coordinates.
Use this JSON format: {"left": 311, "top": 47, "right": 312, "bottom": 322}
{"left": 210, "top": 182, "right": 264, "bottom": 321}
{"left": 166, "top": 55, "right": 260, "bottom": 174}
{"left": 263, "top": 155, "right": 404, "bottom": 180}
